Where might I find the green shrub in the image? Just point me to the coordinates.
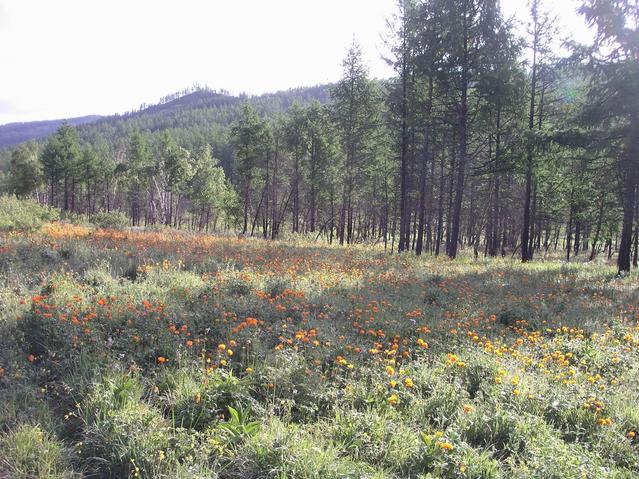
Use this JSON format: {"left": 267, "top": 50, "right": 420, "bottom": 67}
{"left": 0, "top": 424, "right": 77, "bottom": 479}
{"left": 80, "top": 375, "right": 173, "bottom": 477}
{"left": 0, "top": 384, "right": 56, "bottom": 432}
{"left": 230, "top": 418, "right": 381, "bottom": 479}
{"left": 419, "top": 432, "right": 502, "bottom": 479}
{"left": 411, "top": 379, "right": 467, "bottom": 428}
{"left": 248, "top": 351, "right": 336, "bottom": 421}
{"left": 462, "top": 408, "right": 527, "bottom": 459}
{"left": 91, "top": 210, "right": 130, "bottom": 229}
{"left": 330, "top": 409, "right": 422, "bottom": 475}
{"left": 0, "top": 195, "right": 59, "bottom": 232}
{"left": 158, "top": 369, "right": 251, "bottom": 431}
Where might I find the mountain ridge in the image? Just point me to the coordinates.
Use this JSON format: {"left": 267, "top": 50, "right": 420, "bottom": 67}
{"left": 0, "top": 85, "right": 331, "bottom": 154}
{"left": 0, "top": 115, "right": 104, "bottom": 148}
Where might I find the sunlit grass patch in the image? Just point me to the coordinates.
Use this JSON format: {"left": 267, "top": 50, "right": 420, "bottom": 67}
{"left": 0, "top": 224, "right": 637, "bottom": 477}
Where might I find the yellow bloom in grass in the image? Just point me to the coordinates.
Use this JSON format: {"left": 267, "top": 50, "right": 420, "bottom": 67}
{"left": 438, "top": 441, "right": 454, "bottom": 451}
{"left": 245, "top": 367, "right": 253, "bottom": 373}
{"left": 627, "top": 431, "right": 636, "bottom": 439}
{"left": 404, "top": 378, "right": 414, "bottom": 388}
{"left": 158, "top": 450, "right": 165, "bottom": 461}
{"left": 390, "top": 379, "right": 398, "bottom": 388}
{"left": 386, "top": 366, "right": 395, "bottom": 376}
{"left": 463, "top": 404, "right": 474, "bottom": 414}
{"left": 388, "top": 394, "right": 399, "bottom": 406}
{"left": 513, "top": 389, "right": 521, "bottom": 397}
{"left": 194, "top": 393, "right": 201, "bottom": 404}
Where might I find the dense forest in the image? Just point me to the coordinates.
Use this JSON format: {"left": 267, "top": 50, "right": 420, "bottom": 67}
{"left": 1, "top": 0, "right": 637, "bottom": 274}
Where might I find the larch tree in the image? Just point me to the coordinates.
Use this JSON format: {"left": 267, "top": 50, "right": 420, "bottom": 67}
{"left": 331, "top": 40, "right": 381, "bottom": 245}
{"left": 578, "top": 0, "right": 639, "bottom": 273}
{"left": 8, "top": 142, "right": 42, "bottom": 199}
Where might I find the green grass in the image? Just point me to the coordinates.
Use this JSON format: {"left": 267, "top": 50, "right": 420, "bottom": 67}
{"left": 0, "top": 221, "right": 638, "bottom": 478}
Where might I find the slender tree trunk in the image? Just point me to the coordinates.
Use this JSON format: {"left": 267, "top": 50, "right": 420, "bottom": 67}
{"left": 435, "top": 146, "right": 445, "bottom": 256}
{"left": 271, "top": 138, "right": 279, "bottom": 240}
{"left": 446, "top": 129, "right": 456, "bottom": 255}
{"left": 416, "top": 77, "right": 433, "bottom": 256}
{"left": 242, "top": 179, "right": 250, "bottom": 234}
{"left": 618, "top": 182, "right": 637, "bottom": 272}
{"left": 617, "top": 140, "right": 638, "bottom": 273}
{"left": 449, "top": 22, "right": 468, "bottom": 260}
{"left": 589, "top": 198, "right": 605, "bottom": 261}
{"left": 632, "top": 225, "right": 638, "bottom": 268}
{"left": 309, "top": 152, "right": 317, "bottom": 233}
{"left": 63, "top": 174, "right": 70, "bottom": 211}
{"left": 566, "top": 203, "right": 573, "bottom": 262}
{"left": 522, "top": 6, "right": 539, "bottom": 263}
{"left": 489, "top": 106, "right": 502, "bottom": 256}
{"left": 398, "top": 33, "right": 410, "bottom": 253}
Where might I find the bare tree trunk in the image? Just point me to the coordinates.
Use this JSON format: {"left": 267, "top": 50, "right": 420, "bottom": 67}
{"left": 589, "top": 198, "right": 605, "bottom": 261}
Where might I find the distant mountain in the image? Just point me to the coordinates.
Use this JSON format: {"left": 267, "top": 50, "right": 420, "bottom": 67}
{"left": 74, "top": 85, "right": 331, "bottom": 145}
{"left": 73, "top": 85, "right": 331, "bottom": 172}
{"left": 0, "top": 84, "right": 332, "bottom": 171}
{"left": 0, "top": 115, "right": 103, "bottom": 148}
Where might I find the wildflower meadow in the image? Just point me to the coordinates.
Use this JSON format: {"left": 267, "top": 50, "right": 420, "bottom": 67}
{"left": 0, "top": 217, "right": 638, "bottom": 478}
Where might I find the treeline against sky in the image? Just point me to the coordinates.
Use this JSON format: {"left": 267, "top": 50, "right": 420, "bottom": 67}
{"left": 2, "top": 0, "right": 638, "bottom": 273}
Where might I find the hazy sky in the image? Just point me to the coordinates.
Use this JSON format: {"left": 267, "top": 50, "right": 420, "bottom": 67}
{"left": 0, "top": 0, "right": 591, "bottom": 125}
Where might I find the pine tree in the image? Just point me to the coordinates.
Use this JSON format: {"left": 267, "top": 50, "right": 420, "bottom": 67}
{"left": 578, "top": 0, "right": 639, "bottom": 273}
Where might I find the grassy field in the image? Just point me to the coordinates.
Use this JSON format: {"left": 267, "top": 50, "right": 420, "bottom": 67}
{"left": 0, "top": 220, "right": 638, "bottom": 478}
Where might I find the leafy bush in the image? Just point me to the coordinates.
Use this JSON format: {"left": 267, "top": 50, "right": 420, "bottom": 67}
{"left": 230, "top": 419, "right": 380, "bottom": 479}
{"left": 80, "top": 374, "right": 198, "bottom": 478}
{"left": 91, "top": 210, "right": 130, "bottom": 229}
{"left": 0, "top": 424, "right": 77, "bottom": 479}
{"left": 0, "top": 195, "right": 59, "bottom": 232}
{"left": 158, "top": 369, "right": 251, "bottom": 431}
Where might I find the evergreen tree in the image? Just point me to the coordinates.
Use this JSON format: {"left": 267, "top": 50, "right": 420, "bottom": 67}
{"left": 40, "top": 123, "right": 81, "bottom": 210}
{"left": 332, "top": 40, "right": 381, "bottom": 245}
{"left": 230, "top": 104, "right": 270, "bottom": 234}
{"left": 578, "top": 0, "right": 639, "bottom": 273}
{"left": 8, "top": 142, "right": 42, "bottom": 198}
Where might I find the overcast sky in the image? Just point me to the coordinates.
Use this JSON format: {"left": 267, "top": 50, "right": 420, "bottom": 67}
{"left": 0, "top": 0, "right": 591, "bottom": 125}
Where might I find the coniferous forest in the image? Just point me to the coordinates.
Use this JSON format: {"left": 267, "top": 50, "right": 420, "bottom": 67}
{"left": 1, "top": 0, "right": 638, "bottom": 273}
{"left": 1, "top": 2, "right": 639, "bottom": 478}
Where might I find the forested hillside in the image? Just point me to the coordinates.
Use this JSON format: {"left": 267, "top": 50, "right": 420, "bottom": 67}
{"left": 0, "top": 85, "right": 330, "bottom": 172}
